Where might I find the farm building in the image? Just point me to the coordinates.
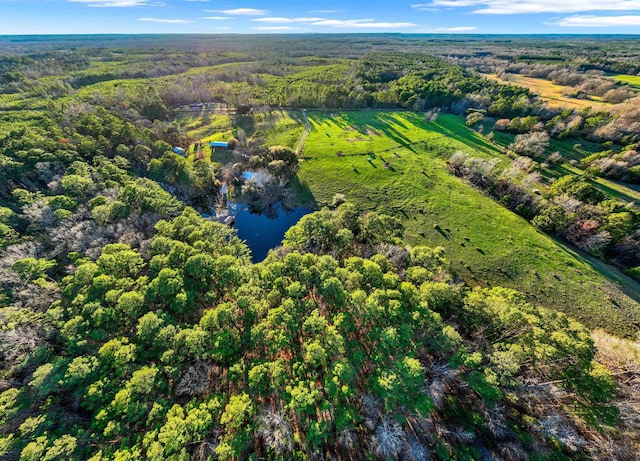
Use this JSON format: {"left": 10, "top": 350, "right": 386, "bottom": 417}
{"left": 210, "top": 141, "right": 229, "bottom": 148}
{"left": 172, "top": 147, "right": 185, "bottom": 155}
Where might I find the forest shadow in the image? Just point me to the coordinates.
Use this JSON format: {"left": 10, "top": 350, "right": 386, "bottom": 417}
{"left": 287, "top": 110, "right": 306, "bottom": 126}
{"left": 286, "top": 175, "right": 319, "bottom": 209}
{"left": 427, "top": 117, "right": 497, "bottom": 154}
{"left": 550, "top": 235, "right": 640, "bottom": 304}
{"left": 236, "top": 115, "right": 255, "bottom": 135}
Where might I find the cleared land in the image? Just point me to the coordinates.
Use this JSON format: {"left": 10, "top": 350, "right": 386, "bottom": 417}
{"left": 612, "top": 74, "right": 640, "bottom": 90}
{"left": 179, "top": 109, "right": 304, "bottom": 152}
{"left": 484, "top": 73, "right": 612, "bottom": 111}
{"left": 292, "top": 111, "right": 640, "bottom": 335}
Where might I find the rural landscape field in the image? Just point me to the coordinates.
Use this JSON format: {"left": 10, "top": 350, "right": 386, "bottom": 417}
{"left": 1, "top": 29, "right": 640, "bottom": 461}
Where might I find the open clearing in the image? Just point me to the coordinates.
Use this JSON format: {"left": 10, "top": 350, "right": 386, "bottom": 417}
{"left": 293, "top": 111, "right": 640, "bottom": 335}
{"left": 484, "top": 73, "right": 612, "bottom": 111}
{"left": 612, "top": 74, "right": 640, "bottom": 90}
{"left": 179, "top": 109, "right": 304, "bottom": 151}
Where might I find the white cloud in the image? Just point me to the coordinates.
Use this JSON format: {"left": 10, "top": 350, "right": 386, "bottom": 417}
{"left": 418, "top": 26, "right": 477, "bottom": 31}
{"left": 203, "top": 16, "right": 234, "bottom": 20}
{"left": 251, "top": 17, "right": 325, "bottom": 23}
{"left": 248, "top": 17, "right": 416, "bottom": 28}
{"left": 310, "top": 19, "right": 417, "bottom": 28}
{"left": 138, "top": 17, "right": 192, "bottom": 23}
{"left": 69, "top": 0, "right": 148, "bottom": 6}
{"left": 555, "top": 15, "right": 640, "bottom": 26}
{"left": 209, "top": 8, "right": 267, "bottom": 15}
{"left": 252, "top": 26, "right": 298, "bottom": 30}
{"left": 411, "top": 0, "right": 640, "bottom": 14}
{"left": 410, "top": 3, "right": 441, "bottom": 11}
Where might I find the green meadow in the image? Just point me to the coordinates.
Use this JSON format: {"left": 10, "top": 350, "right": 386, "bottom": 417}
{"left": 612, "top": 74, "right": 640, "bottom": 90}
{"left": 291, "top": 111, "right": 640, "bottom": 335}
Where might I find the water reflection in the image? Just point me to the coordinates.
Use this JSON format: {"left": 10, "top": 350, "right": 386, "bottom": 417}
{"left": 231, "top": 202, "right": 312, "bottom": 262}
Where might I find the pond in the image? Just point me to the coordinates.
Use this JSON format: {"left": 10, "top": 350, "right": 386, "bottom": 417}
{"left": 232, "top": 203, "right": 312, "bottom": 262}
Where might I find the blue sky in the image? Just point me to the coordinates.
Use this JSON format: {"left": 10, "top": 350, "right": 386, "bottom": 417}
{"left": 1, "top": 0, "right": 639, "bottom": 35}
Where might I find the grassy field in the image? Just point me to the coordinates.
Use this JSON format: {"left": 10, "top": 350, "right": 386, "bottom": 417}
{"left": 612, "top": 74, "right": 640, "bottom": 90}
{"left": 292, "top": 110, "right": 640, "bottom": 336}
{"left": 255, "top": 110, "right": 305, "bottom": 148}
{"left": 179, "top": 109, "right": 304, "bottom": 151}
{"left": 484, "top": 73, "right": 612, "bottom": 111}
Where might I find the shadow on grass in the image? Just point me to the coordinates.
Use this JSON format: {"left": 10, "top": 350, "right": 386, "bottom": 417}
{"left": 426, "top": 116, "right": 498, "bottom": 155}
{"left": 286, "top": 175, "right": 318, "bottom": 209}
{"left": 288, "top": 110, "right": 306, "bottom": 126}
{"left": 435, "top": 227, "right": 449, "bottom": 239}
{"left": 591, "top": 180, "right": 640, "bottom": 203}
{"left": 236, "top": 115, "right": 255, "bottom": 135}
{"left": 549, "top": 234, "right": 640, "bottom": 304}
{"left": 338, "top": 112, "right": 417, "bottom": 153}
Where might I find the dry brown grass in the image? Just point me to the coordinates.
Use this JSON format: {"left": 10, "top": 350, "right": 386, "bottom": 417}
{"left": 484, "top": 73, "right": 613, "bottom": 111}
{"left": 593, "top": 329, "right": 640, "bottom": 371}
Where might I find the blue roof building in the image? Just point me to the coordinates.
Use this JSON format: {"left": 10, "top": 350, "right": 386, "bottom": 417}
{"left": 241, "top": 171, "right": 255, "bottom": 181}
{"left": 173, "top": 147, "right": 185, "bottom": 155}
{"left": 210, "top": 141, "right": 228, "bottom": 148}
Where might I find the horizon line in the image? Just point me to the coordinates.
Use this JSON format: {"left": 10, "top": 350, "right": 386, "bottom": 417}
{"left": 2, "top": 32, "right": 640, "bottom": 37}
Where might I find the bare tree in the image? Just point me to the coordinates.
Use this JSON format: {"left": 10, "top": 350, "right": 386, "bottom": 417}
{"left": 509, "top": 131, "right": 550, "bottom": 157}
{"left": 257, "top": 408, "right": 294, "bottom": 455}
{"left": 371, "top": 418, "right": 406, "bottom": 459}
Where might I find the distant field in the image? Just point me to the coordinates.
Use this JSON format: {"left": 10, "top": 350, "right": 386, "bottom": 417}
{"left": 484, "top": 73, "right": 612, "bottom": 111}
{"left": 293, "top": 110, "right": 640, "bottom": 335}
{"left": 612, "top": 74, "right": 640, "bottom": 90}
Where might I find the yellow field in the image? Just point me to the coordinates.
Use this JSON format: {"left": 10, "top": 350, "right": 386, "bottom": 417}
{"left": 484, "top": 73, "right": 612, "bottom": 111}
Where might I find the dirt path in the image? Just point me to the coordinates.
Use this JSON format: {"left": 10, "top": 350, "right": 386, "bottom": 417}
{"left": 294, "top": 110, "right": 310, "bottom": 155}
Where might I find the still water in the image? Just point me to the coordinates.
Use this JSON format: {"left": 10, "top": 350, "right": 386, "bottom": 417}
{"left": 232, "top": 203, "right": 312, "bottom": 262}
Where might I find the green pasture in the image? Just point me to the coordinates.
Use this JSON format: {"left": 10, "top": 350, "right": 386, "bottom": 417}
{"left": 292, "top": 110, "right": 640, "bottom": 335}
{"left": 612, "top": 74, "right": 640, "bottom": 90}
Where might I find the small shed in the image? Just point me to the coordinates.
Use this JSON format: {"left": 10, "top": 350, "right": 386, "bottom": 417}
{"left": 210, "top": 141, "right": 228, "bottom": 149}
{"left": 241, "top": 171, "right": 255, "bottom": 181}
{"left": 173, "top": 147, "right": 185, "bottom": 155}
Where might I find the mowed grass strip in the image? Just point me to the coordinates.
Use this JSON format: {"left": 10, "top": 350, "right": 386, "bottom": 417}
{"left": 295, "top": 110, "right": 640, "bottom": 336}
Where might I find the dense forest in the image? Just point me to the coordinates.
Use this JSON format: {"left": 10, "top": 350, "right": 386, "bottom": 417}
{"left": 1, "top": 34, "right": 640, "bottom": 460}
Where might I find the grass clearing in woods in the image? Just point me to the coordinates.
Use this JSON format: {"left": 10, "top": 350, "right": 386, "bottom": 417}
{"left": 611, "top": 74, "right": 640, "bottom": 90}
{"left": 290, "top": 110, "right": 640, "bottom": 336}
{"left": 484, "top": 73, "right": 612, "bottom": 111}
